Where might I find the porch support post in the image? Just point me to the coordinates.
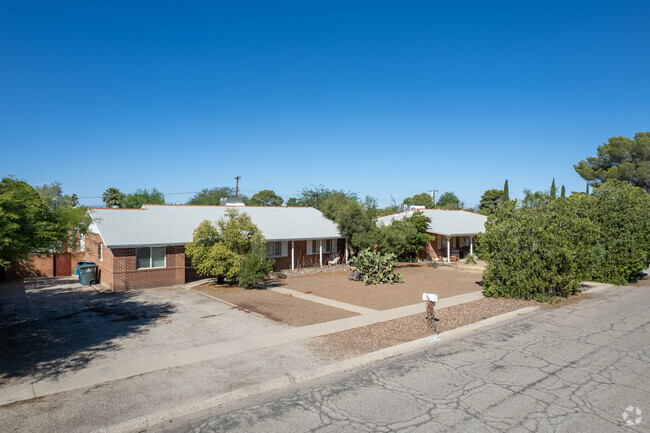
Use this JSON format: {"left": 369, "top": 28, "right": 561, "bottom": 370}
{"left": 319, "top": 239, "right": 323, "bottom": 268}
{"left": 345, "top": 239, "right": 348, "bottom": 264}
{"left": 470, "top": 236, "right": 474, "bottom": 255}
{"left": 446, "top": 236, "right": 451, "bottom": 263}
{"left": 291, "top": 241, "right": 295, "bottom": 270}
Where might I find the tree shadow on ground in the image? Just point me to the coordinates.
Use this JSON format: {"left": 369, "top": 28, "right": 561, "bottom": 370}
{"left": 0, "top": 277, "right": 175, "bottom": 381}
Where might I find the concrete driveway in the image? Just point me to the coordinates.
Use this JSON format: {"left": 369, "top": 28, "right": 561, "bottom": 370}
{"left": 0, "top": 277, "right": 288, "bottom": 386}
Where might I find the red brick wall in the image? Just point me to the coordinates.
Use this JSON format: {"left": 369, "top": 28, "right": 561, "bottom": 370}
{"left": 78, "top": 236, "right": 347, "bottom": 289}
{"left": 6, "top": 254, "right": 55, "bottom": 279}
{"left": 83, "top": 234, "right": 186, "bottom": 290}
{"left": 5, "top": 251, "right": 88, "bottom": 280}
{"left": 111, "top": 246, "right": 185, "bottom": 290}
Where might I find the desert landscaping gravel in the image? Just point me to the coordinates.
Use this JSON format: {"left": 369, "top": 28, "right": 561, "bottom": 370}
{"left": 192, "top": 284, "right": 358, "bottom": 327}
{"left": 311, "top": 297, "right": 537, "bottom": 359}
{"left": 275, "top": 264, "right": 484, "bottom": 310}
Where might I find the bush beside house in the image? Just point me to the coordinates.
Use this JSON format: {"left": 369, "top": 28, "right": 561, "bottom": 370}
{"left": 185, "top": 209, "right": 274, "bottom": 288}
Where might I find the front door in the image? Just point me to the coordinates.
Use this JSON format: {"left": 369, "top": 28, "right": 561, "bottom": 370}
{"left": 54, "top": 254, "right": 72, "bottom": 276}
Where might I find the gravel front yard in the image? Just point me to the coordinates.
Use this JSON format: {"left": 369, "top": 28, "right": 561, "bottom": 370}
{"left": 274, "top": 264, "right": 483, "bottom": 310}
{"left": 191, "top": 284, "right": 359, "bottom": 326}
{"left": 311, "top": 297, "right": 537, "bottom": 359}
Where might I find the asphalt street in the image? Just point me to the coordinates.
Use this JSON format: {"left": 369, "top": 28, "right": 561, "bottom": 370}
{"left": 160, "top": 280, "right": 650, "bottom": 433}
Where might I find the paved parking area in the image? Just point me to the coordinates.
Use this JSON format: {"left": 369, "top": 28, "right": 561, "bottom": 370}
{"left": 0, "top": 277, "right": 289, "bottom": 386}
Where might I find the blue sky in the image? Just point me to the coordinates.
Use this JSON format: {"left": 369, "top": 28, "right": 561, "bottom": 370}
{"left": 1, "top": 1, "right": 648, "bottom": 207}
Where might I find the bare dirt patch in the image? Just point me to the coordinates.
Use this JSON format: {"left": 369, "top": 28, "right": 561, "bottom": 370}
{"left": 311, "top": 297, "right": 536, "bottom": 360}
{"left": 191, "top": 284, "right": 358, "bottom": 327}
{"left": 275, "top": 264, "right": 483, "bottom": 310}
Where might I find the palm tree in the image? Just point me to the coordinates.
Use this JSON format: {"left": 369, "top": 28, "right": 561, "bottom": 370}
{"left": 102, "top": 187, "right": 124, "bottom": 208}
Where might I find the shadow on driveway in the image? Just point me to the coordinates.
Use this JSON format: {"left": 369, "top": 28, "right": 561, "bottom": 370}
{"left": 0, "top": 277, "right": 175, "bottom": 382}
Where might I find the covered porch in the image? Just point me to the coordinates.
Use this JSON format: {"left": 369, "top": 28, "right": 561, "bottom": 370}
{"left": 430, "top": 233, "right": 477, "bottom": 263}
{"left": 266, "top": 237, "right": 348, "bottom": 271}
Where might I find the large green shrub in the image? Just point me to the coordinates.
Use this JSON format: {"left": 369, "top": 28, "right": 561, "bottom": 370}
{"left": 587, "top": 180, "right": 650, "bottom": 284}
{"left": 479, "top": 197, "right": 597, "bottom": 300}
{"left": 0, "top": 177, "right": 90, "bottom": 269}
{"left": 479, "top": 180, "right": 650, "bottom": 299}
{"left": 349, "top": 249, "right": 402, "bottom": 285}
{"left": 238, "top": 246, "right": 274, "bottom": 289}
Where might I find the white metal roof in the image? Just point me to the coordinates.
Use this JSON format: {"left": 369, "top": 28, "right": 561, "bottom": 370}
{"left": 89, "top": 205, "right": 343, "bottom": 248}
{"left": 377, "top": 209, "right": 487, "bottom": 237}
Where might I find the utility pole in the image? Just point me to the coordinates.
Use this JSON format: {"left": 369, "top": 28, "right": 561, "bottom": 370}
{"left": 430, "top": 189, "right": 438, "bottom": 206}
{"left": 235, "top": 176, "right": 241, "bottom": 197}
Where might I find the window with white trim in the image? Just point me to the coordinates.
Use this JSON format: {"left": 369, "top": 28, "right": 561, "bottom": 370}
{"left": 136, "top": 247, "right": 166, "bottom": 269}
{"left": 98, "top": 242, "right": 103, "bottom": 261}
{"left": 266, "top": 241, "right": 286, "bottom": 258}
{"left": 461, "top": 236, "right": 470, "bottom": 247}
{"left": 307, "top": 239, "right": 337, "bottom": 255}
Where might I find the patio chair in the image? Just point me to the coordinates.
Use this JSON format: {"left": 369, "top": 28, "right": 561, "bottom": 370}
{"left": 328, "top": 255, "right": 341, "bottom": 266}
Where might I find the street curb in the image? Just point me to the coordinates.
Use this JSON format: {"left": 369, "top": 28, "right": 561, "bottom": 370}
{"left": 583, "top": 282, "right": 616, "bottom": 294}
{"left": 97, "top": 305, "right": 540, "bottom": 433}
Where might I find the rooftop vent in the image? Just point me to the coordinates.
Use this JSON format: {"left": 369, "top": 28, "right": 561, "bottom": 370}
{"left": 397, "top": 204, "right": 426, "bottom": 212}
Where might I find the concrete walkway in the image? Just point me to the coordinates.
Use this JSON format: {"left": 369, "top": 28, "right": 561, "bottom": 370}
{"left": 0, "top": 290, "right": 484, "bottom": 406}
{"left": 268, "top": 286, "right": 378, "bottom": 314}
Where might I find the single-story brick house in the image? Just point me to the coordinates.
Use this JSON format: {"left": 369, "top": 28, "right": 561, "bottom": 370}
{"left": 85, "top": 204, "right": 346, "bottom": 290}
{"left": 377, "top": 209, "right": 488, "bottom": 262}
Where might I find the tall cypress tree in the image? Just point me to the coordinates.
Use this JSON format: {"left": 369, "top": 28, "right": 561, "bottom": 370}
{"left": 503, "top": 179, "right": 509, "bottom": 200}
{"left": 561, "top": 185, "right": 566, "bottom": 198}
{"left": 550, "top": 178, "right": 557, "bottom": 199}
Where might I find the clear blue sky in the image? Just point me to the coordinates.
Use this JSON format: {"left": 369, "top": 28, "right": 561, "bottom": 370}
{"left": 1, "top": 1, "right": 648, "bottom": 208}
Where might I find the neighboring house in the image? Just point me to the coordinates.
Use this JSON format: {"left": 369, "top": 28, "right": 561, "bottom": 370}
{"left": 377, "top": 209, "right": 488, "bottom": 262}
{"left": 2, "top": 234, "right": 87, "bottom": 281}
{"left": 85, "top": 204, "right": 346, "bottom": 290}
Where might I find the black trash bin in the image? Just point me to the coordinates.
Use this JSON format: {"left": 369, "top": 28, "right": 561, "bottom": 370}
{"left": 78, "top": 262, "right": 97, "bottom": 286}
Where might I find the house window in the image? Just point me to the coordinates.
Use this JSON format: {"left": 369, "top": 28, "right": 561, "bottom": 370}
{"left": 136, "top": 247, "right": 166, "bottom": 269}
{"left": 98, "top": 242, "right": 103, "bottom": 262}
{"left": 266, "top": 241, "right": 286, "bottom": 258}
{"left": 308, "top": 239, "right": 336, "bottom": 255}
{"left": 461, "top": 236, "right": 470, "bottom": 247}
{"left": 80, "top": 234, "right": 86, "bottom": 252}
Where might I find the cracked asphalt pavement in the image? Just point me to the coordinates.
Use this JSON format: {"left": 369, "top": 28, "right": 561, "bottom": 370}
{"left": 160, "top": 281, "right": 650, "bottom": 433}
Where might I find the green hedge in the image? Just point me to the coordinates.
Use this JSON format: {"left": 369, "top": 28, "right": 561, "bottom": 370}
{"left": 478, "top": 180, "right": 650, "bottom": 300}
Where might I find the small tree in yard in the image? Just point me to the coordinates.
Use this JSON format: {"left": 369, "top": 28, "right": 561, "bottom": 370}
{"left": 238, "top": 246, "right": 274, "bottom": 289}
{"left": 349, "top": 249, "right": 402, "bottom": 285}
{"left": 185, "top": 209, "right": 273, "bottom": 286}
{"left": 376, "top": 211, "right": 432, "bottom": 261}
